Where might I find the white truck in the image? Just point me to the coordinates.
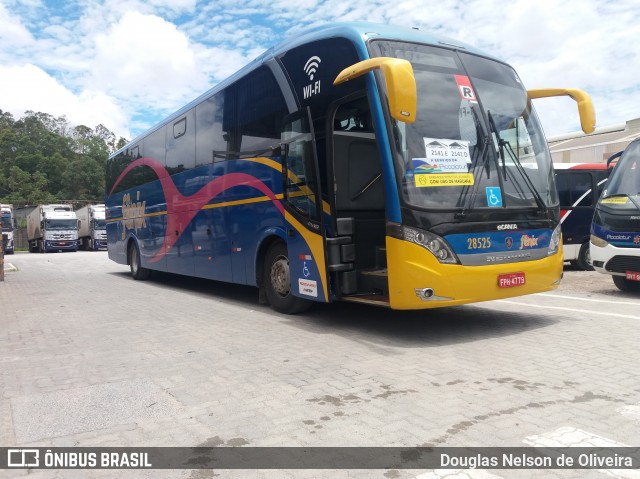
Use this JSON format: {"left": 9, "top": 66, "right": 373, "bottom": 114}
{"left": 76, "top": 204, "right": 107, "bottom": 250}
{"left": 27, "top": 204, "right": 79, "bottom": 253}
{"left": 1, "top": 204, "right": 16, "bottom": 254}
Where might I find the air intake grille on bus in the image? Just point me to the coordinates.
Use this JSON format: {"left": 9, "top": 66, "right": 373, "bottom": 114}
{"left": 605, "top": 256, "right": 640, "bottom": 273}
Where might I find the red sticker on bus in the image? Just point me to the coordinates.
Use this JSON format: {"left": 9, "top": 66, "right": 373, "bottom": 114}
{"left": 498, "top": 272, "right": 526, "bottom": 288}
{"left": 455, "top": 75, "right": 477, "bottom": 102}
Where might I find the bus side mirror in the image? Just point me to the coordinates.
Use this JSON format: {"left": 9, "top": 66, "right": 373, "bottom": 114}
{"left": 607, "top": 150, "right": 622, "bottom": 168}
{"left": 527, "top": 88, "right": 596, "bottom": 134}
{"left": 334, "top": 57, "right": 417, "bottom": 123}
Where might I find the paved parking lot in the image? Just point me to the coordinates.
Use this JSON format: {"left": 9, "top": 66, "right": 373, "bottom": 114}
{"left": 1, "top": 252, "right": 640, "bottom": 479}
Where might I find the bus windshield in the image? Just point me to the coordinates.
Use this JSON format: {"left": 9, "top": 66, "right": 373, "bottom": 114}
{"left": 602, "top": 139, "right": 640, "bottom": 208}
{"left": 1, "top": 216, "right": 12, "bottom": 231}
{"left": 370, "top": 41, "right": 556, "bottom": 211}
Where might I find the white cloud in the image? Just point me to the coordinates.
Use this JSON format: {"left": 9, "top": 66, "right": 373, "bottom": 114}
{"left": 0, "top": 64, "right": 130, "bottom": 138}
{"left": 90, "top": 11, "right": 209, "bottom": 114}
{"left": 0, "top": 2, "right": 35, "bottom": 49}
{"left": 0, "top": 0, "right": 639, "bottom": 141}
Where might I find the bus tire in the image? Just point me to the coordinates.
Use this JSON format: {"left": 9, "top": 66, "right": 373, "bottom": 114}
{"left": 576, "top": 242, "right": 594, "bottom": 271}
{"left": 128, "top": 242, "right": 151, "bottom": 280}
{"left": 264, "top": 242, "right": 312, "bottom": 314}
{"left": 612, "top": 275, "right": 640, "bottom": 293}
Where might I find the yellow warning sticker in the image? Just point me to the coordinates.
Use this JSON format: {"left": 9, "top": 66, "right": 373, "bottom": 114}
{"left": 415, "top": 173, "right": 474, "bottom": 187}
{"left": 600, "top": 197, "right": 629, "bottom": 205}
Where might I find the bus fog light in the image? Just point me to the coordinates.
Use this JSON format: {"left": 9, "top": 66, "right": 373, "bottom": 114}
{"left": 414, "top": 287, "right": 453, "bottom": 302}
{"left": 420, "top": 288, "right": 434, "bottom": 298}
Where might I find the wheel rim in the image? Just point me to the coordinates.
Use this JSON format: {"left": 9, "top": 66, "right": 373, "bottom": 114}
{"left": 270, "top": 255, "right": 290, "bottom": 297}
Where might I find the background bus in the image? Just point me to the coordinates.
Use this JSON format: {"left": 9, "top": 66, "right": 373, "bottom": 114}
{"left": 554, "top": 163, "right": 610, "bottom": 270}
{"left": 591, "top": 140, "right": 640, "bottom": 292}
{"left": 106, "top": 22, "right": 595, "bottom": 313}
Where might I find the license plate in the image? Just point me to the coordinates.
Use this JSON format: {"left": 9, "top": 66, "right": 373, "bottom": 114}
{"left": 626, "top": 271, "right": 640, "bottom": 282}
{"left": 498, "top": 271, "right": 526, "bottom": 288}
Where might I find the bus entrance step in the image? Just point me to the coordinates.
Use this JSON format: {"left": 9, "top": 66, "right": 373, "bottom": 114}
{"left": 360, "top": 268, "right": 388, "bottom": 277}
{"left": 342, "top": 294, "right": 390, "bottom": 307}
{"left": 357, "top": 268, "right": 389, "bottom": 298}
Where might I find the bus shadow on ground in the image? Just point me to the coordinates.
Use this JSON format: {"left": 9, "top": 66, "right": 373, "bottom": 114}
{"left": 110, "top": 270, "right": 558, "bottom": 348}
{"left": 285, "top": 301, "right": 558, "bottom": 348}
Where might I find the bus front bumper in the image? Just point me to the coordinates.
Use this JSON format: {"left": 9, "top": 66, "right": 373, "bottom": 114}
{"left": 590, "top": 241, "right": 640, "bottom": 276}
{"left": 386, "top": 237, "right": 564, "bottom": 310}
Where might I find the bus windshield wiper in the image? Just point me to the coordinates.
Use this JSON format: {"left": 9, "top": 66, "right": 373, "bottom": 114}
{"left": 487, "top": 111, "right": 506, "bottom": 179}
{"left": 456, "top": 105, "right": 490, "bottom": 218}
{"left": 487, "top": 111, "right": 548, "bottom": 214}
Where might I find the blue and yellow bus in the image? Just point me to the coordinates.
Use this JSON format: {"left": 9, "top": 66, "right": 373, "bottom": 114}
{"left": 106, "top": 22, "right": 595, "bottom": 313}
{"left": 591, "top": 140, "right": 640, "bottom": 292}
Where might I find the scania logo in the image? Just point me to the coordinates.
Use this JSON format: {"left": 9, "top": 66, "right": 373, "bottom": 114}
{"left": 505, "top": 237, "right": 513, "bottom": 249}
{"left": 497, "top": 224, "right": 518, "bottom": 230}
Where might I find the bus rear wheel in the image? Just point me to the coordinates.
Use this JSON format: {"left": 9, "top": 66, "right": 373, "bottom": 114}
{"left": 612, "top": 275, "right": 640, "bottom": 293}
{"left": 128, "top": 242, "right": 151, "bottom": 280}
{"left": 263, "top": 242, "right": 312, "bottom": 314}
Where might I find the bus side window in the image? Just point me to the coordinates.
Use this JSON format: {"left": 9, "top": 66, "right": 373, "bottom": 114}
{"left": 555, "top": 174, "right": 571, "bottom": 208}
{"left": 557, "top": 171, "right": 592, "bottom": 207}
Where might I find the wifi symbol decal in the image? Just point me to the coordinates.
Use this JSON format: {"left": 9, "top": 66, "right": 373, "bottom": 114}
{"left": 304, "top": 56, "right": 321, "bottom": 80}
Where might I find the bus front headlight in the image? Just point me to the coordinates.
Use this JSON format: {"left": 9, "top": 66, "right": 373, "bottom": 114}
{"left": 547, "top": 224, "right": 562, "bottom": 256}
{"left": 590, "top": 234, "right": 608, "bottom": 248}
{"left": 401, "top": 226, "right": 459, "bottom": 264}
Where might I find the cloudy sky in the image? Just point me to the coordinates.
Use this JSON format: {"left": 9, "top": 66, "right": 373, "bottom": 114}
{"left": 0, "top": 0, "right": 638, "bottom": 142}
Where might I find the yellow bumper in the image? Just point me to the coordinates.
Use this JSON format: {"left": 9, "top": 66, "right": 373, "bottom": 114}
{"left": 386, "top": 236, "right": 563, "bottom": 310}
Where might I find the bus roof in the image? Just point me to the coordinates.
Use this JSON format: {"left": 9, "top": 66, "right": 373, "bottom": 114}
{"left": 111, "top": 22, "right": 497, "bottom": 158}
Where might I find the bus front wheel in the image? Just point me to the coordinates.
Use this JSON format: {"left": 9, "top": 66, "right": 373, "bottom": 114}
{"left": 263, "top": 242, "right": 312, "bottom": 314}
{"left": 129, "top": 242, "right": 151, "bottom": 280}
{"left": 576, "top": 242, "right": 594, "bottom": 271}
{"left": 612, "top": 275, "right": 640, "bottom": 293}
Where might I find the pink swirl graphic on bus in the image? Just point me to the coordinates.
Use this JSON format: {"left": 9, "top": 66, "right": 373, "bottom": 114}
{"left": 109, "top": 157, "right": 285, "bottom": 262}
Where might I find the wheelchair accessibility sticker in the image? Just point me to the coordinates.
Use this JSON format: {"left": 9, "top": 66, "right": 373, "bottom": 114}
{"left": 486, "top": 187, "right": 503, "bottom": 207}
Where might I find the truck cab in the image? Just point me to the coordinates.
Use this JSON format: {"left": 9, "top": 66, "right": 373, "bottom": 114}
{"left": 27, "top": 204, "right": 79, "bottom": 253}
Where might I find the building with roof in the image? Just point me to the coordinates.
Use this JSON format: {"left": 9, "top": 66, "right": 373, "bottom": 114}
{"left": 548, "top": 118, "right": 640, "bottom": 164}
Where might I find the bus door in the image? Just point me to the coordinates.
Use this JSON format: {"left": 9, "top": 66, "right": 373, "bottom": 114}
{"left": 281, "top": 109, "right": 329, "bottom": 303}
{"left": 555, "top": 165, "right": 609, "bottom": 270}
{"left": 327, "top": 96, "right": 388, "bottom": 302}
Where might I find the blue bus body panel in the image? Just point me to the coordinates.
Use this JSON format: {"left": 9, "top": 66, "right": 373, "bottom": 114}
{"left": 106, "top": 155, "right": 329, "bottom": 301}
{"left": 107, "top": 157, "right": 285, "bottom": 284}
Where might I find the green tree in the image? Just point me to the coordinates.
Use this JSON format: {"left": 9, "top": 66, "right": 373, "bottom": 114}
{"left": 60, "top": 158, "right": 104, "bottom": 200}
{"left": 0, "top": 110, "right": 125, "bottom": 204}
{"left": 2, "top": 166, "right": 57, "bottom": 204}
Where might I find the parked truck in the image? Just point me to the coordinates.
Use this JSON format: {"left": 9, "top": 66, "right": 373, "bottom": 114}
{"left": 76, "top": 204, "right": 107, "bottom": 250}
{"left": 1, "top": 204, "right": 16, "bottom": 254}
{"left": 27, "top": 204, "right": 79, "bottom": 253}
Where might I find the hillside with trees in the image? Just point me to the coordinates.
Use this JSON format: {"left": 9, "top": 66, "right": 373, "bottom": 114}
{"left": 0, "top": 109, "right": 128, "bottom": 205}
